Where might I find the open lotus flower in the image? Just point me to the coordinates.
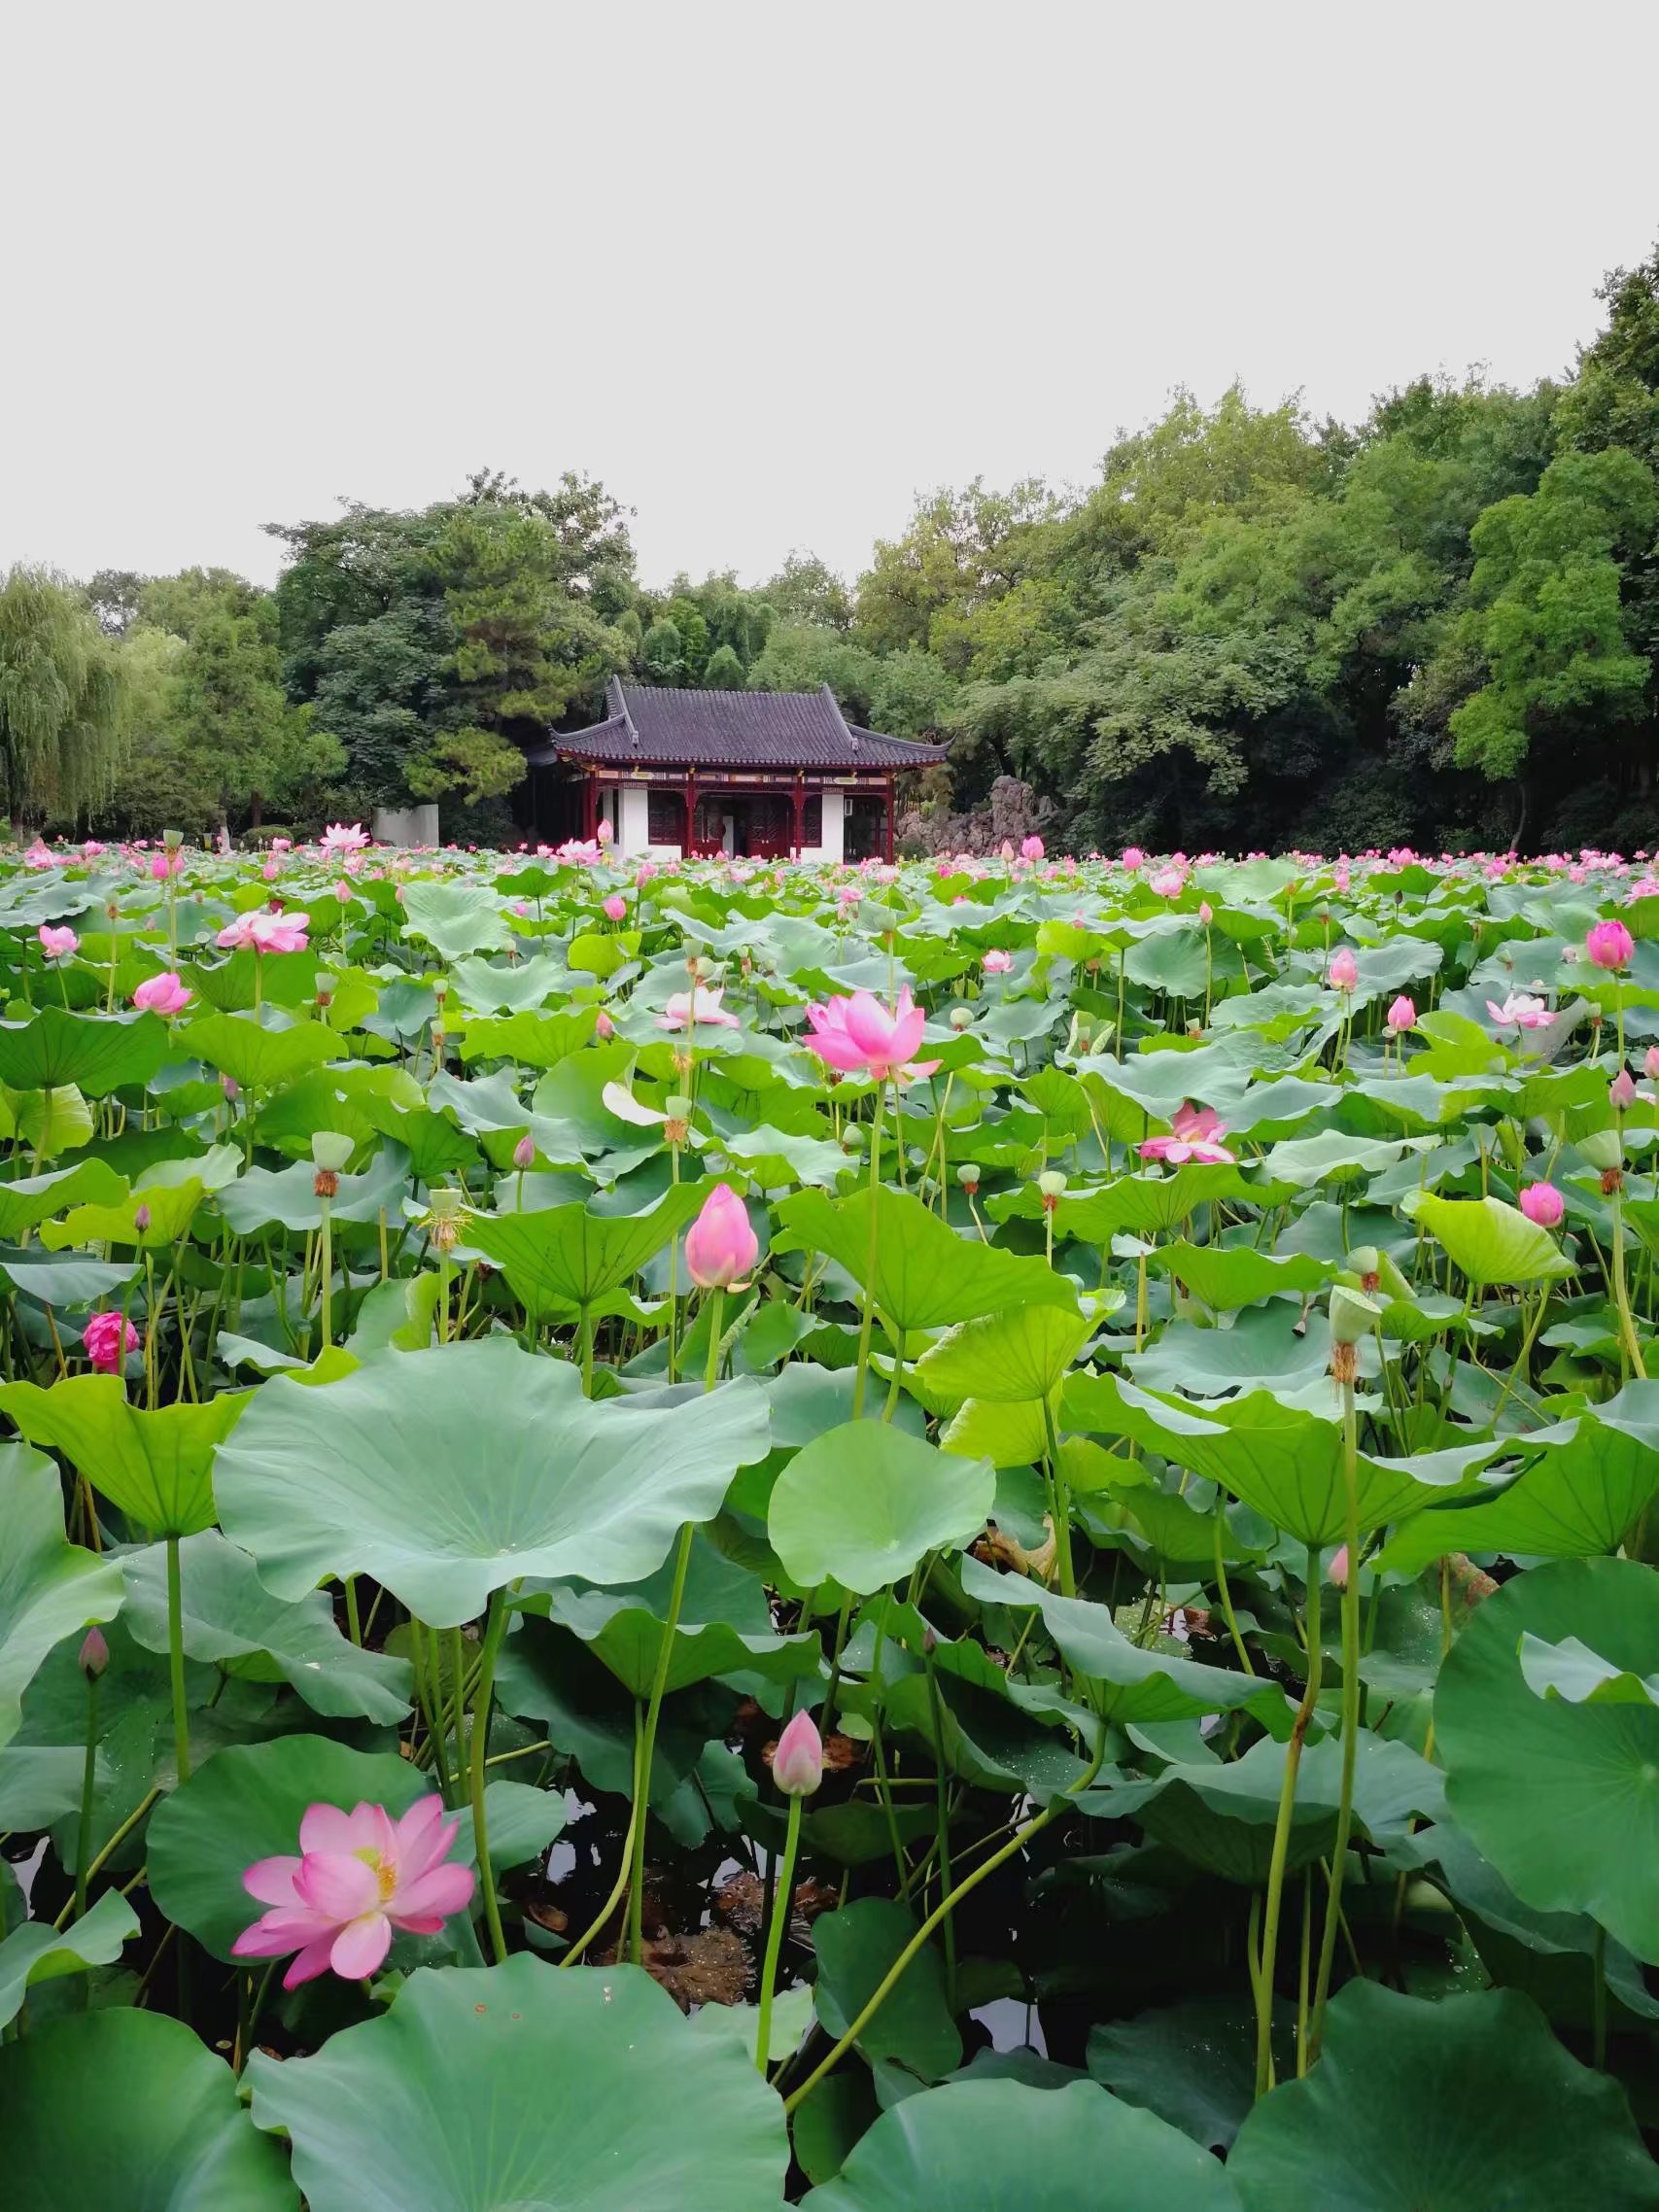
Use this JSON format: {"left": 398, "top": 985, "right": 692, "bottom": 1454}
{"left": 1138, "top": 1101, "right": 1235, "bottom": 1166}
{"left": 319, "top": 821, "right": 370, "bottom": 858}
{"left": 1486, "top": 991, "right": 1553, "bottom": 1030}
{"left": 82, "top": 1310, "right": 139, "bottom": 1373}
{"left": 233, "top": 1798, "right": 474, "bottom": 1988}
{"left": 555, "top": 838, "right": 603, "bottom": 866}
{"left": 803, "top": 988, "right": 940, "bottom": 1084}
{"left": 133, "top": 971, "right": 191, "bottom": 1015}
{"left": 37, "top": 924, "right": 78, "bottom": 959}
{"left": 657, "top": 985, "right": 739, "bottom": 1030}
{"left": 217, "top": 909, "right": 310, "bottom": 954}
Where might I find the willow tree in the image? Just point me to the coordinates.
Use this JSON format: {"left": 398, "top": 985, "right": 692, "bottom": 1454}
{"left": 0, "top": 567, "right": 132, "bottom": 826}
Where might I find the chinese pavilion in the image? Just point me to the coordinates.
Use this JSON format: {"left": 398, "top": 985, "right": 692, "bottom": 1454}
{"left": 521, "top": 680, "right": 948, "bottom": 862}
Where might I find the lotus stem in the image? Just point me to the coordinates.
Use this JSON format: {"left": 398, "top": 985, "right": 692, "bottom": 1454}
{"left": 756, "top": 1790, "right": 802, "bottom": 2074}
{"left": 1309, "top": 1374, "right": 1362, "bottom": 2057}
{"left": 165, "top": 1534, "right": 191, "bottom": 1784}
{"left": 467, "top": 1584, "right": 512, "bottom": 1966}
{"left": 627, "top": 1518, "right": 697, "bottom": 1964}
{"left": 851, "top": 1085, "right": 886, "bottom": 1417}
{"left": 1255, "top": 1544, "right": 1323, "bottom": 2099}
{"left": 74, "top": 1669, "right": 98, "bottom": 1920}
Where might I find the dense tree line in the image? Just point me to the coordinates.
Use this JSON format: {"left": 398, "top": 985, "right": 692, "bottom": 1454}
{"left": 4, "top": 243, "right": 1656, "bottom": 853}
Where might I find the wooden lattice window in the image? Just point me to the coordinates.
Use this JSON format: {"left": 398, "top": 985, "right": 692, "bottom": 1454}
{"left": 646, "top": 787, "right": 684, "bottom": 845}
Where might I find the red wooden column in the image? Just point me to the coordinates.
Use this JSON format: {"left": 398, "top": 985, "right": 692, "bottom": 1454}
{"left": 684, "top": 774, "right": 698, "bottom": 857}
{"left": 791, "top": 778, "right": 805, "bottom": 859}
{"left": 883, "top": 778, "right": 895, "bottom": 863}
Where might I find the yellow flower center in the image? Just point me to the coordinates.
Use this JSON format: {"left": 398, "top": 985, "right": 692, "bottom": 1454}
{"left": 352, "top": 1847, "right": 400, "bottom": 1901}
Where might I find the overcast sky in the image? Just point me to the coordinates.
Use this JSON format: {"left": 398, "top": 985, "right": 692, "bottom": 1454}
{"left": 6, "top": 2, "right": 1657, "bottom": 597}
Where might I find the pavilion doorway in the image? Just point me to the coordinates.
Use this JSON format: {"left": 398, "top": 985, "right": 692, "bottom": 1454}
{"left": 690, "top": 790, "right": 795, "bottom": 859}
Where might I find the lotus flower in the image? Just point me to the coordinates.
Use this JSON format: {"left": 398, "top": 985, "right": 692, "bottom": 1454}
{"left": 1149, "top": 866, "right": 1186, "bottom": 899}
{"left": 1586, "top": 919, "right": 1635, "bottom": 972}
{"left": 1328, "top": 949, "right": 1359, "bottom": 992}
{"left": 133, "top": 971, "right": 191, "bottom": 1015}
{"left": 1611, "top": 1068, "right": 1638, "bottom": 1111}
{"left": 1386, "top": 994, "right": 1416, "bottom": 1033}
{"left": 37, "top": 925, "right": 78, "bottom": 959}
{"left": 983, "top": 949, "right": 1013, "bottom": 974}
{"left": 232, "top": 1798, "right": 475, "bottom": 1988}
{"left": 217, "top": 910, "right": 310, "bottom": 954}
{"left": 603, "top": 894, "right": 627, "bottom": 921}
{"left": 1486, "top": 992, "right": 1553, "bottom": 1031}
{"left": 1020, "top": 835, "right": 1044, "bottom": 861}
{"left": 657, "top": 985, "right": 739, "bottom": 1030}
{"left": 803, "top": 989, "right": 940, "bottom": 1084}
{"left": 82, "top": 1311, "right": 138, "bottom": 1373}
{"left": 1138, "top": 1101, "right": 1235, "bottom": 1166}
{"left": 556, "top": 838, "right": 603, "bottom": 866}
{"left": 1518, "top": 1182, "right": 1565, "bottom": 1227}
{"left": 150, "top": 849, "right": 185, "bottom": 881}
{"left": 685, "top": 1183, "right": 758, "bottom": 1290}
{"left": 1122, "top": 847, "right": 1144, "bottom": 870}
{"left": 320, "top": 822, "right": 370, "bottom": 858}
{"left": 772, "top": 1711, "right": 824, "bottom": 1797}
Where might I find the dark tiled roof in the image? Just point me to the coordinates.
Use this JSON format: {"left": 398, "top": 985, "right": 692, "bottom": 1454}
{"left": 537, "top": 680, "right": 948, "bottom": 770}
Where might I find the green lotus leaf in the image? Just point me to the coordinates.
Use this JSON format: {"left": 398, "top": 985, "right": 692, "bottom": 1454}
{"left": 0, "top": 2009, "right": 299, "bottom": 2211}
{"left": 247, "top": 1955, "right": 788, "bottom": 2212}
{"left": 775, "top": 1184, "right": 1076, "bottom": 1332}
{"left": 465, "top": 1178, "right": 713, "bottom": 1317}
{"left": 1436, "top": 1557, "right": 1659, "bottom": 1961}
{"left": 219, "top": 1141, "right": 410, "bottom": 1233}
{"left": 214, "top": 1340, "right": 769, "bottom": 1625}
{"left": 1405, "top": 1190, "right": 1575, "bottom": 1286}
{"left": 0, "top": 1377, "right": 250, "bottom": 1538}
{"left": 1227, "top": 1982, "right": 1659, "bottom": 2210}
{"left": 186, "top": 1011, "right": 338, "bottom": 1093}
{"left": 120, "top": 1530, "right": 411, "bottom": 1722}
{"left": 0, "top": 1158, "right": 127, "bottom": 1239}
{"left": 1145, "top": 1240, "right": 1331, "bottom": 1311}
{"left": 804, "top": 2077, "right": 1241, "bottom": 2211}
{"left": 1088, "top": 1997, "right": 1295, "bottom": 2154}
{"left": 0, "top": 1441, "right": 125, "bottom": 1749}
{"left": 769, "top": 1420, "right": 994, "bottom": 1595}
{"left": 399, "top": 880, "right": 513, "bottom": 960}
{"left": 812, "top": 1896, "right": 962, "bottom": 2083}
{"left": 912, "top": 1301, "right": 1092, "bottom": 1406}
{"left": 0, "top": 1885, "right": 138, "bottom": 2032}
{"left": 0, "top": 1007, "right": 169, "bottom": 1095}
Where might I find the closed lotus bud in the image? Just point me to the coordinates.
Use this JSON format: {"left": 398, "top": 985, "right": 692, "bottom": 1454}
{"left": 1328, "top": 1545, "right": 1351, "bottom": 1590}
{"left": 132, "top": 1203, "right": 152, "bottom": 1234}
{"left": 221, "top": 1072, "right": 239, "bottom": 1101}
{"left": 1198, "top": 900, "right": 1214, "bottom": 926}
{"left": 1646, "top": 1045, "right": 1659, "bottom": 1082}
{"left": 1518, "top": 1181, "right": 1564, "bottom": 1228}
{"left": 79, "top": 1627, "right": 109, "bottom": 1679}
{"left": 771, "top": 1710, "right": 824, "bottom": 1798}
{"left": 1611, "top": 1068, "right": 1638, "bottom": 1111}
{"left": 512, "top": 1133, "right": 536, "bottom": 1171}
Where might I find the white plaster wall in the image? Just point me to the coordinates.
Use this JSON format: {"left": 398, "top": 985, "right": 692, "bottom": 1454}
{"left": 618, "top": 784, "right": 651, "bottom": 856}
{"left": 815, "top": 789, "right": 846, "bottom": 863}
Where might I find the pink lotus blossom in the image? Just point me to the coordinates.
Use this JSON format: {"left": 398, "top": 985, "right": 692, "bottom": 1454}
{"left": 1587, "top": 919, "right": 1635, "bottom": 972}
{"left": 217, "top": 910, "right": 311, "bottom": 954}
{"left": 1518, "top": 1181, "right": 1565, "bottom": 1227}
{"left": 133, "top": 971, "right": 192, "bottom": 1016}
{"left": 232, "top": 1797, "right": 475, "bottom": 1988}
{"left": 1486, "top": 992, "right": 1553, "bottom": 1031}
{"left": 334, "top": 880, "right": 354, "bottom": 904}
{"left": 595, "top": 1009, "right": 614, "bottom": 1038}
{"left": 772, "top": 1711, "right": 824, "bottom": 1797}
{"left": 603, "top": 894, "right": 627, "bottom": 921}
{"left": 1137, "top": 1101, "right": 1235, "bottom": 1166}
{"left": 1121, "top": 847, "right": 1145, "bottom": 870}
{"left": 511, "top": 1133, "right": 536, "bottom": 1171}
{"left": 320, "top": 822, "right": 370, "bottom": 858}
{"left": 684, "top": 1183, "right": 759, "bottom": 1291}
{"left": 597, "top": 818, "right": 614, "bottom": 847}
{"left": 22, "top": 841, "right": 54, "bottom": 870}
{"left": 82, "top": 1311, "right": 139, "bottom": 1373}
{"left": 1020, "top": 835, "right": 1044, "bottom": 861}
{"left": 271, "top": 837, "right": 293, "bottom": 853}
{"left": 983, "top": 949, "right": 1013, "bottom": 974}
{"left": 1198, "top": 901, "right": 1214, "bottom": 926}
{"left": 1386, "top": 994, "right": 1416, "bottom": 1033}
{"left": 37, "top": 925, "right": 78, "bottom": 960}
{"left": 556, "top": 838, "right": 603, "bottom": 866}
{"left": 1611, "top": 1068, "right": 1638, "bottom": 1111}
{"left": 636, "top": 861, "right": 657, "bottom": 886}
{"left": 1328, "top": 1545, "right": 1350, "bottom": 1589}
{"left": 262, "top": 857, "right": 281, "bottom": 880}
{"left": 657, "top": 985, "right": 739, "bottom": 1030}
{"left": 150, "top": 849, "right": 185, "bottom": 881}
{"left": 1646, "top": 1046, "right": 1659, "bottom": 1081}
{"left": 1149, "top": 866, "right": 1186, "bottom": 899}
{"left": 82, "top": 840, "right": 106, "bottom": 859}
{"left": 803, "top": 989, "right": 941, "bottom": 1084}
{"left": 1328, "top": 949, "right": 1359, "bottom": 992}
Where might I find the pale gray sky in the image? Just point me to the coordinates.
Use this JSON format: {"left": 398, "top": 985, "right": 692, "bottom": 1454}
{"left": 5, "top": 0, "right": 1656, "bottom": 595}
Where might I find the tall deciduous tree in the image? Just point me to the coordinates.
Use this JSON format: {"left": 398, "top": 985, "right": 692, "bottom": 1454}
{"left": 0, "top": 568, "right": 131, "bottom": 826}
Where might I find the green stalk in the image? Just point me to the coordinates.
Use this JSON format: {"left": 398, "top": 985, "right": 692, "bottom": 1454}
{"left": 74, "top": 1669, "right": 98, "bottom": 1919}
{"left": 755, "top": 1792, "right": 803, "bottom": 2074}
{"left": 165, "top": 1535, "right": 191, "bottom": 1784}
{"left": 318, "top": 1192, "right": 333, "bottom": 1351}
{"left": 1255, "top": 1545, "right": 1323, "bottom": 2098}
{"left": 468, "top": 1585, "right": 512, "bottom": 1965}
{"left": 923, "top": 1646, "right": 955, "bottom": 2009}
{"left": 1309, "top": 1374, "right": 1363, "bottom": 2056}
{"left": 628, "top": 1517, "right": 698, "bottom": 1964}
{"left": 850, "top": 1085, "right": 886, "bottom": 1417}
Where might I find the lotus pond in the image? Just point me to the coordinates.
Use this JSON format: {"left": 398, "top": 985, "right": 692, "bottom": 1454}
{"left": 3, "top": 831, "right": 1659, "bottom": 2208}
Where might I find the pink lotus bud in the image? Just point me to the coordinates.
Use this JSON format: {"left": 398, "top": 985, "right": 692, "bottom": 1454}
{"left": 772, "top": 1710, "right": 824, "bottom": 1797}
{"left": 222, "top": 1072, "right": 239, "bottom": 1100}
{"left": 79, "top": 1627, "right": 109, "bottom": 1678}
{"left": 1646, "top": 1047, "right": 1659, "bottom": 1082}
{"left": 1611, "top": 1068, "right": 1638, "bottom": 1111}
{"left": 597, "top": 818, "right": 613, "bottom": 847}
{"left": 81, "top": 1311, "right": 139, "bottom": 1374}
{"left": 1518, "top": 1181, "right": 1565, "bottom": 1227}
{"left": 133, "top": 971, "right": 191, "bottom": 1016}
{"left": 1329, "top": 949, "right": 1359, "bottom": 992}
{"left": 1020, "top": 835, "right": 1044, "bottom": 861}
{"left": 983, "top": 949, "right": 1013, "bottom": 973}
{"left": 603, "top": 894, "right": 627, "bottom": 921}
{"left": 132, "top": 1203, "right": 152, "bottom": 1234}
{"left": 684, "top": 1182, "right": 758, "bottom": 1291}
{"left": 1328, "top": 1544, "right": 1350, "bottom": 1589}
{"left": 1387, "top": 994, "right": 1416, "bottom": 1033}
{"left": 512, "top": 1134, "right": 536, "bottom": 1170}
{"left": 1122, "top": 847, "right": 1144, "bottom": 870}
{"left": 1587, "top": 919, "right": 1635, "bottom": 972}
{"left": 1198, "top": 901, "right": 1214, "bottom": 926}
{"left": 334, "top": 880, "right": 353, "bottom": 904}
{"left": 595, "top": 1009, "right": 614, "bottom": 1038}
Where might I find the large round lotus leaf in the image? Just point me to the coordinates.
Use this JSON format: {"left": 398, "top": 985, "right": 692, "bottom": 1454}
{"left": 802, "top": 2077, "right": 1241, "bottom": 2211}
{"left": 768, "top": 1420, "right": 994, "bottom": 1595}
{"left": 146, "top": 1734, "right": 438, "bottom": 1961}
{"left": 0, "top": 2007, "right": 298, "bottom": 2211}
{"left": 0, "top": 1440, "right": 124, "bottom": 1752}
{"left": 1435, "top": 1556, "right": 1659, "bottom": 1960}
{"left": 1228, "top": 1982, "right": 1659, "bottom": 2210}
{"left": 0, "top": 1376, "right": 251, "bottom": 1538}
{"left": 247, "top": 1954, "right": 788, "bottom": 2211}
{"left": 214, "top": 1338, "right": 769, "bottom": 1626}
